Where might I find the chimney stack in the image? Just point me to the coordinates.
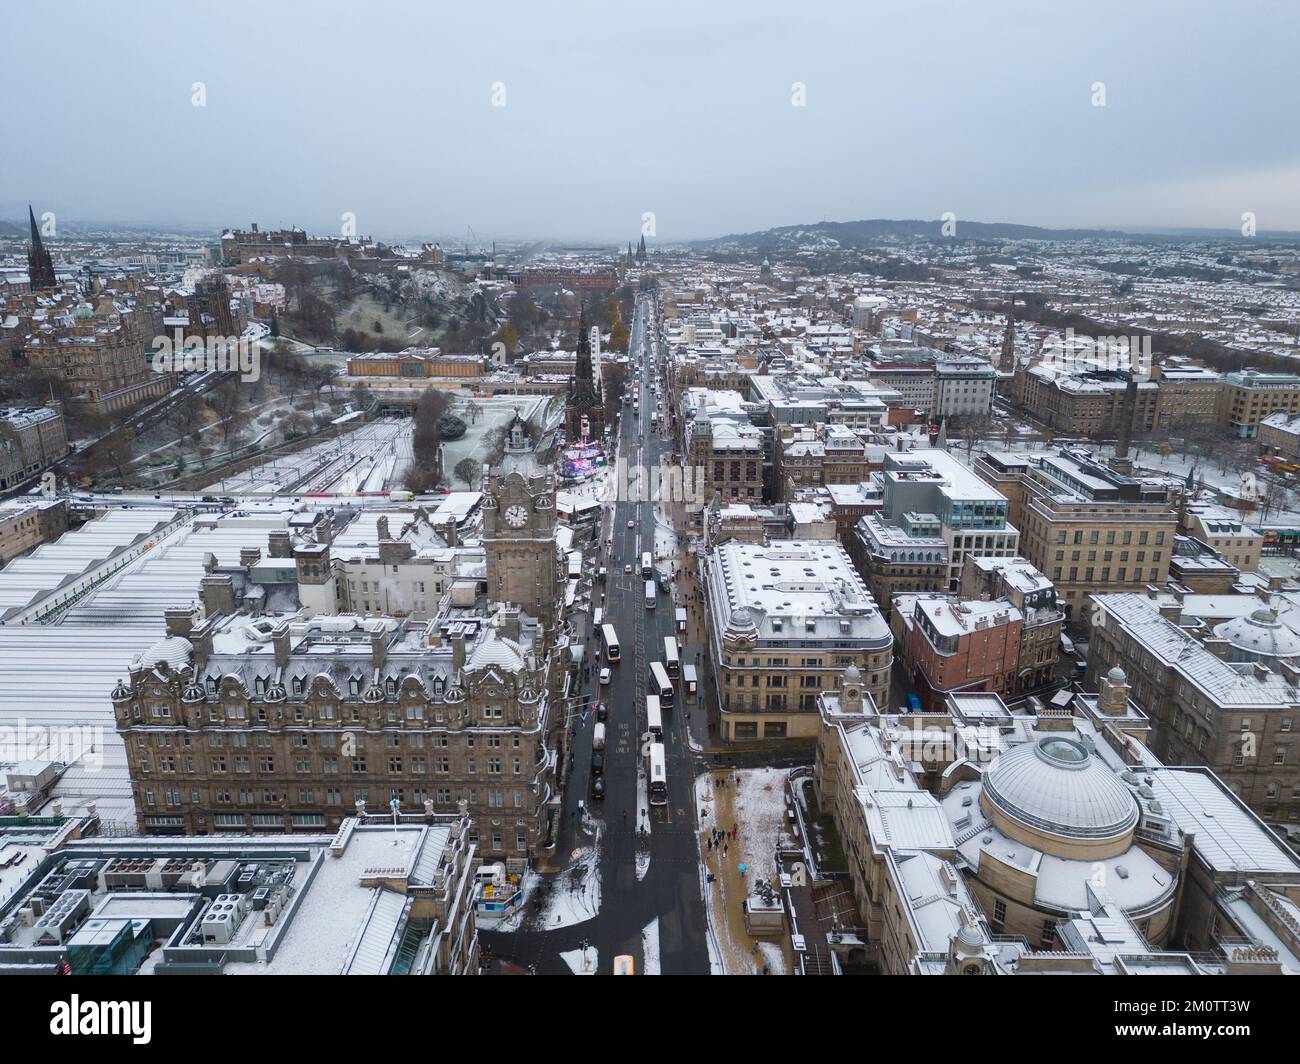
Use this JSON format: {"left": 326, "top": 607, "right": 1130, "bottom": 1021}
{"left": 267, "top": 530, "right": 292, "bottom": 558}
{"left": 273, "top": 622, "right": 291, "bottom": 669}
{"left": 370, "top": 622, "right": 387, "bottom": 671}
{"left": 164, "top": 606, "right": 196, "bottom": 639}
{"left": 200, "top": 575, "right": 237, "bottom": 617}
{"left": 190, "top": 617, "right": 215, "bottom": 671}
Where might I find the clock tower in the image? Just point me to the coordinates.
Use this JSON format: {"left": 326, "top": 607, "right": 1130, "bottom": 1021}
{"left": 483, "top": 412, "right": 561, "bottom": 636}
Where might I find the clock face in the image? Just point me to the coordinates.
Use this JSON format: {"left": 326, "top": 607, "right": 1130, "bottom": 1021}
{"left": 504, "top": 505, "right": 529, "bottom": 528}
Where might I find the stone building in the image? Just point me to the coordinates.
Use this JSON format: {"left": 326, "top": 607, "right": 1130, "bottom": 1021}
{"left": 0, "top": 497, "right": 69, "bottom": 565}
{"left": 0, "top": 403, "right": 69, "bottom": 491}
{"left": 773, "top": 422, "right": 872, "bottom": 501}
{"left": 959, "top": 555, "right": 1062, "bottom": 696}
{"left": 812, "top": 679, "right": 1300, "bottom": 974}
{"left": 482, "top": 413, "right": 563, "bottom": 638}
{"left": 19, "top": 291, "right": 172, "bottom": 414}
{"left": 702, "top": 539, "right": 892, "bottom": 738}
{"left": 112, "top": 596, "right": 560, "bottom": 865}
{"left": 1086, "top": 588, "right": 1300, "bottom": 823}
{"left": 1219, "top": 370, "right": 1300, "bottom": 438}
{"left": 892, "top": 594, "right": 1024, "bottom": 711}
{"left": 974, "top": 448, "right": 1177, "bottom": 626}
{"left": 686, "top": 415, "right": 765, "bottom": 507}
{"left": 851, "top": 449, "right": 1019, "bottom": 604}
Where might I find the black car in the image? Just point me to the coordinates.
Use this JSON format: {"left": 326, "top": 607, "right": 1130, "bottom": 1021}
{"left": 591, "top": 776, "right": 605, "bottom": 800}
{"left": 590, "top": 752, "right": 604, "bottom": 777}
{"left": 596, "top": 701, "right": 608, "bottom": 722}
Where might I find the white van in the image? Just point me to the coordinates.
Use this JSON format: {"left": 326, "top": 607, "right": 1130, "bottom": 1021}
{"left": 592, "top": 722, "right": 606, "bottom": 751}
{"left": 1060, "top": 632, "right": 1076, "bottom": 656}
{"left": 474, "top": 861, "right": 507, "bottom": 886}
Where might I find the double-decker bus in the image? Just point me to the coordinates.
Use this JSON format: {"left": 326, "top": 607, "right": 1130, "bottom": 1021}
{"left": 649, "top": 661, "right": 674, "bottom": 710}
{"left": 645, "top": 694, "right": 663, "bottom": 739}
{"left": 663, "top": 637, "right": 680, "bottom": 679}
{"left": 601, "top": 623, "right": 621, "bottom": 663}
{"left": 648, "top": 742, "right": 667, "bottom": 806}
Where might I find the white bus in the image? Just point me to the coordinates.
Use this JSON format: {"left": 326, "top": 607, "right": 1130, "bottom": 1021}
{"left": 640, "top": 552, "right": 653, "bottom": 578}
{"left": 645, "top": 579, "right": 656, "bottom": 609}
{"left": 649, "top": 661, "right": 674, "bottom": 710}
{"left": 663, "top": 637, "right": 680, "bottom": 679}
{"left": 648, "top": 742, "right": 667, "bottom": 806}
{"left": 646, "top": 694, "right": 663, "bottom": 739}
{"left": 601, "top": 623, "right": 621, "bottom": 663}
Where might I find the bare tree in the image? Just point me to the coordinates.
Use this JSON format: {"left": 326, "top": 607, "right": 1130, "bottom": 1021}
{"left": 453, "top": 457, "right": 478, "bottom": 487}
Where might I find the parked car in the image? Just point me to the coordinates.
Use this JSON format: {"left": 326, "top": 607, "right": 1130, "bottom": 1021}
{"left": 624, "top": 563, "right": 633, "bottom": 574}
{"left": 596, "top": 701, "right": 608, "bottom": 721}
{"left": 627, "top": 519, "right": 635, "bottom": 528}
{"left": 591, "top": 776, "right": 605, "bottom": 799}
{"left": 599, "top": 667, "right": 611, "bottom": 685}
{"left": 590, "top": 752, "right": 605, "bottom": 777}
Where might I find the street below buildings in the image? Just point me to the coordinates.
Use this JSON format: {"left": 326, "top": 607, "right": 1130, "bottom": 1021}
{"left": 483, "top": 292, "right": 714, "bottom": 974}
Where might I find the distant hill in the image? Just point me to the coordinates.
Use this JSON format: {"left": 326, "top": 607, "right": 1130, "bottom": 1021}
{"left": 694, "top": 218, "right": 1138, "bottom": 249}
{"left": 0, "top": 220, "right": 25, "bottom": 238}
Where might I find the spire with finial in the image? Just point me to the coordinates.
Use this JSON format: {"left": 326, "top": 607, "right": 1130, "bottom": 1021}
{"left": 566, "top": 300, "right": 601, "bottom": 441}
{"left": 1001, "top": 299, "right": 1016, "bottom": 367}
{"left": 26, "top": 205, "right": 56, "bottom": 290}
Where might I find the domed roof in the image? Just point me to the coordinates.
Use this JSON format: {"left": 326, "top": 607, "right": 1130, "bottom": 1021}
{"left": 1106, "top": 665, "right": 1127, "bottom": 683}
{"left": 983, "top": 737, "right": 1138, "bottom": 843}
{"left": 724, "top": 606, "right": 758, "bottom": 637}
{"left": 1212, "top": 608, "right": 1300, "bottom": 660}
{"left": 140, "top": 636, "right": 192, "bottom": 671}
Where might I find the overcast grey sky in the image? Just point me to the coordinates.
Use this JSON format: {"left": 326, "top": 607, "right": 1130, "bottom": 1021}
{"left": 3, "top": 0, "right": 1298, "bottom": 241}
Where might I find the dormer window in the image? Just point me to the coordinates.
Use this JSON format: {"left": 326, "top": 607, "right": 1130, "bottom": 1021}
{"left": 292, "top": 676, "right": 306, "bottom": 696}
{"left": 349, "top": 675, "right": 362, "bottom": 697}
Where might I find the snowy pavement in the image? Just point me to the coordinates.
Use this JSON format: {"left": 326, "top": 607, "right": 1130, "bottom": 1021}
{"left": 695, "top": 768, "right": 798, "bottom": 976}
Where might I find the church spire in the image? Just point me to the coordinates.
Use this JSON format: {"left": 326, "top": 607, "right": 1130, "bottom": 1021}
{"left": 566, "top": 301, "right": 602, "bottom": 442}
{"left": 26, "top": 205, "right": 56, "bottom": 290}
